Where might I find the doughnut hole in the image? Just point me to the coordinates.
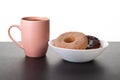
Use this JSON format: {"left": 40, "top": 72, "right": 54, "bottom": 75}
{"left": 64, "top": 37, "right": 75, "bottom": 43}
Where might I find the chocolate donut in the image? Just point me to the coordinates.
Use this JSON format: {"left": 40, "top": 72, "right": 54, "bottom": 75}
{"left": 86, "top": 35, "right": 101, "bottom": 49}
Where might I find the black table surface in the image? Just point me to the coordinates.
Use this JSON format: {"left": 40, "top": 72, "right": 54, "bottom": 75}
{"left": 0, "top": 42, "right": 120, "bottom": 80}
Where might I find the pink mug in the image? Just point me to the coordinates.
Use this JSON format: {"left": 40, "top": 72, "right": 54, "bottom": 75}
{"left": 8, "top": 16, "right": 49, "bottom": 58}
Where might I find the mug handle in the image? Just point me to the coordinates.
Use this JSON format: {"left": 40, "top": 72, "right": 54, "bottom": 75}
{"left": 8, "top": 25, "right": 23, "bottom": 49}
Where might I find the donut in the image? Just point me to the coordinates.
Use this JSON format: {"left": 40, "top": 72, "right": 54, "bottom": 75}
{"left": 53, "top": 32, "right": 88, "bottom": 49}
{"left": 86, "top": 35, "right": 101, "bottom": 49}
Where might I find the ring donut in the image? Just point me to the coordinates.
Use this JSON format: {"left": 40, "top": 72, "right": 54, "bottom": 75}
{"left": 53, "top": 32, "right": 88, "bottom": 49}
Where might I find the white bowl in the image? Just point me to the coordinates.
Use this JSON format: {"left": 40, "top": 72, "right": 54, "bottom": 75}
{"left": 48, "top": 39, "right": 109, "bottom": 63}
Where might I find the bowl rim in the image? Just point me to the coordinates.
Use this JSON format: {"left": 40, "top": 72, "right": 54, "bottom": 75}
{"left": 48, "top": 39, "right": 109, "bottom": 51}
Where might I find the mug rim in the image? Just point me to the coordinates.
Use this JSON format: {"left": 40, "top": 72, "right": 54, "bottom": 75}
{"left": 22, "top": 16, "right": 49, "bottom": 21}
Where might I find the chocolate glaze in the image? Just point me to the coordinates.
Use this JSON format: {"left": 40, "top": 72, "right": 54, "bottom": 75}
{"left": 86, "top": 35, "right": 101, "bottom": 49}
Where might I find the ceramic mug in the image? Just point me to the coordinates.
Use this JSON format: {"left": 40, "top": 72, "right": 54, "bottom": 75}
{"left": 8, "top": 16, "right": 49, "bottom": 58}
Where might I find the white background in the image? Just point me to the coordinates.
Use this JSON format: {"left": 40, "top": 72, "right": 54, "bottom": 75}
{"left": 0, "top": 0, "right": 120, "bottom": 41}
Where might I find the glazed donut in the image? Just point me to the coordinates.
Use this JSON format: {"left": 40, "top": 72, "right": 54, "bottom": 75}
{"left": 53, "top": 32, "right": 88, "bottom": 49}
